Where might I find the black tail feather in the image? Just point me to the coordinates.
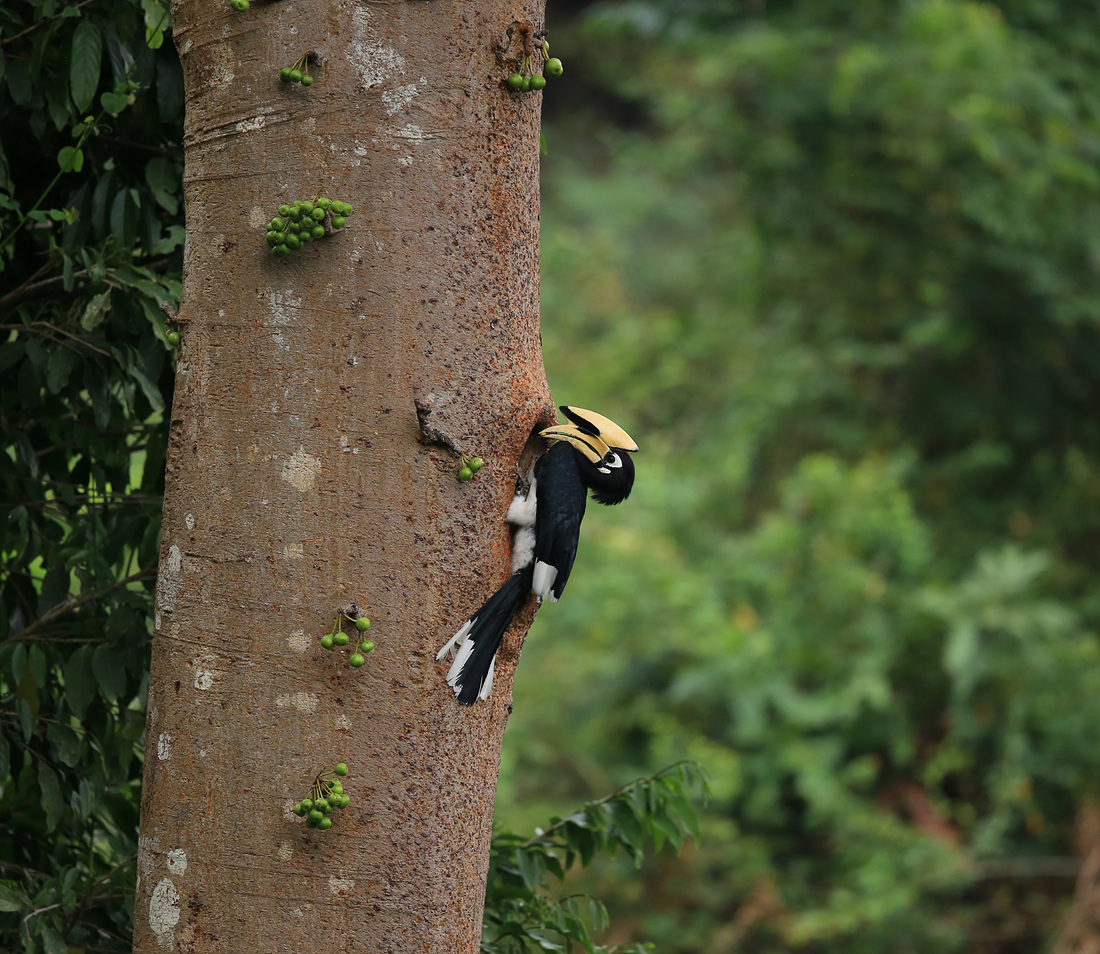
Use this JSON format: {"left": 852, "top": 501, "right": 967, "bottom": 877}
{"left": 451, "top": 564, "right": 533, "bottom": 705}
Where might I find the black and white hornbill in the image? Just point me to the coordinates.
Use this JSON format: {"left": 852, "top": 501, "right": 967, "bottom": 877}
{"left": 436, "top": 406, "right": 639, "bottom": 705}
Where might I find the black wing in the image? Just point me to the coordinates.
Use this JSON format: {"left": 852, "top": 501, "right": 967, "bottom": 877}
{"left": 532, "top": 441, "right": 588, "bottom": 602}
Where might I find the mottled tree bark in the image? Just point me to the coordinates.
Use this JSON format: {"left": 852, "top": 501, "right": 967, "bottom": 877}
{"left": 134, "top": 1, "right": 549, "bottom": 951}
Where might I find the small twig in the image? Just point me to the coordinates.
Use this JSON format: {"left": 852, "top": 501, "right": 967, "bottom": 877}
{"left": 95, "top": 136, "right": 182, "bottom": 160}
{"left": 976, "top": 857, "right": 1082, "bottom": 880}
{"left": 19, "top": 492, "right": 161, "bottom": 509}
{"left": 160, "top": 298, "right": 192, "bottom": 324}
{"left": 61, "top": 853, "right": 137, "bottom": 938}
{"left": 22, "top": 902, "right": 64, "bottom": 932}
{"left": 35, "top": 320, "right": 112, "bottom": 356}
{"left": 2, "top": 565, "right": 156, "bottom": 646}
{"left": 0, "top": 0, "right": 96, "bottom": 46}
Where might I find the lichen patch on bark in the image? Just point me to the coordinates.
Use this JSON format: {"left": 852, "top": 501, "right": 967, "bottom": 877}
{"left": 281, "top": 447, "right": 322, "bottom": 492}
{"left": 149, "top": 878, "right": 180, "bottom": 948}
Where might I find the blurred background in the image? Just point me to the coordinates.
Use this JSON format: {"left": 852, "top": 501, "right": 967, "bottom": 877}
{"left": 3, "top": 0, "right": 1100, "bottom": 951}
{"left": 497, "top": 1, "right": 1100, "bottom": 951}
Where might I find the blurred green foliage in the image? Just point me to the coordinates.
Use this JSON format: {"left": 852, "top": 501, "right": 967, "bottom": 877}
{"left": 498, "top": 1, "right": 1100, "bottom": 950}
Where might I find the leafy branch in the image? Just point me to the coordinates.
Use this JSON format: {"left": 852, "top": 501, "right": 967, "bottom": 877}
{"left": 484, "top": 762, "right": 708, "bottom": 953}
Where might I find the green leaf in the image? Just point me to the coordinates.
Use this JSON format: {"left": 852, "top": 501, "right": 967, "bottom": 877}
{"left": 0, "top": 880, "right": 29, "bottom": 913}
{"left": 142, "top": 0, "right": 172, "bottom": 34}
{"left": 661, "top": 788, "right": 700, "bottom": 844}
{"left": 586, "top": 897, "right": 610, "bottom": 932}
{"left": 38, "top": 763, "right": 65, "bottom": 833}
{"left": 64, "top": 645, "right": 96, "bottom": 719}
{"left": 153, "top": 223, "right": 186, "bottom": 255}
{"left": 70, "top": 19, "right": 103, "bottom": 114}
{"left": 110, "top": 187, "right": 139, "bottom": 250}
{"left": 91, "top": 171, "right": 116, "bottom": 238}
{"left": 564, "top": 822, "right": 597, "bottom": 866}
{"left": 73, "top": 776, "right": 97, "bottom": 818}
{"left": 555, "top": 908, "right": 593, "bottom": 949}
{"left": 515, "top": 848, "right": 545, "bottom": 890}
{"left": 45, "top": 73, "right": 73, "bottom": 132}
{"left": 57, "top": 146, "right": 84, "bottom": 172}
{"left": 92, "top": 642, "right": 129, "bottom": 702}
{"left": 609, "top": 800, "right": 646, "bottom": 859}
{"left": 46, "top": 346, "right": 76, "bottom": 394}
{"left": 142, "top": 0, "right": 169, "bottom": 50}
{"left": 526, "top": 930, "right": 566, "bottom": 951}
{"left": 543, "top": 852, "right": 564, "bottom": 880}
{"left": 648, "top": 806, "right": 683, "bottom": 852}
{"left": 494, "top": 921, "right": 528, "bottom": 939}
{"left": 99, "top": 90, "right": 130, "bottom": 116}
{"left": 145, "top": 157, "right": 179, "bottom": 214}
{"left": 80, "top": 290, "right": 112, "bottom": 331}
{"left": 47, "top": 723, "right": 83, "bottom": 768}
{"left": 40, "top": 925, "right": 68, "bottom": 954}
{"left": 16, "top": 660, "right": 40, "bottom": 725}
{"left": 12, "top": 642, "right": 27, "bottom": 682}
{"left": 125, "top": 352, "right": 165, "bottom": 413}
{"left": 62, "top": 252, "right": 76, "bottom": 291}
{"left": 18, "top": 697, "right": 35, "bottom": 743}
{"left": 86, "top": 371, "right": 110, "bottom": 428}
{"left": 6, "top": 58, "right": 31, "bottom": 107}
{"left": 28, "top": 645, "right": 47, "bottom": 689}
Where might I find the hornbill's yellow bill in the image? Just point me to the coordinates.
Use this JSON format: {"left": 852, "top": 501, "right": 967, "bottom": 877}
{"left": 536, "top": 424, "right": 612, "bottom": 464}
{"left": 555, "top": 405, "right": 639, "bottom": 453}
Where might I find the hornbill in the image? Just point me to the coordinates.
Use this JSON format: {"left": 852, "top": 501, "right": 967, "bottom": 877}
{"left": 436, "top": 406, "right": 638, "bottom": 705}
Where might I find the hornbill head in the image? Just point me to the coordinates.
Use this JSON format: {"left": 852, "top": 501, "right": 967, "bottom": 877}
{"left": 539, "top": 406, "right": 639, "bottom": 505}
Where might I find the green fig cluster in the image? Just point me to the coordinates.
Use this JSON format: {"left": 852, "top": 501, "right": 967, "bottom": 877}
{"left": 457, "top": 454, "right": 485, "bottom": 482}
{"left": 293, "top": 763, "right": 351, "bottom": 830}
{"left": 319, "top": 609, "right": 375, "bottom": 667}
{"left": 279, "top": 54, "right": 315, "bottom": 87}
{"left": 265, "top": 196, "right": 353, "bottom": 256}
{"left": 506, "top": 40, "right": 562, "bottom": 94}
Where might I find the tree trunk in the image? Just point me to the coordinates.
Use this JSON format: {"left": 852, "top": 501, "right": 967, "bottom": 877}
{"left": 134, "top": 1, "right": 549, "bottom": 951}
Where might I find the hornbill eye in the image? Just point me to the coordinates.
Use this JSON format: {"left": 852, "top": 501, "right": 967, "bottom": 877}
{"left": 597, "top": 453, "right": 622, "bottom": 475}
